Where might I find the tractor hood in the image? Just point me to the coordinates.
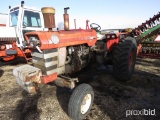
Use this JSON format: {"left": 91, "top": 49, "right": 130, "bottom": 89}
{"left": 0, "top": 27, "right": 17, "bottom": 42}
{"left": 25, "top": 29, "right": 97, "bottom": 50}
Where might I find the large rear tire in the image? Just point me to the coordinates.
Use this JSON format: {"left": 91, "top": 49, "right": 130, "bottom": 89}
{"left": 113, "top": 37, "right": 137, "bottom": 81}
{"left": 68, "top": 83, "right": 94, "bottom": 120}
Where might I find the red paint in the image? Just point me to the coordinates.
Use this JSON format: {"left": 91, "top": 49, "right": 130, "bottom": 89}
{"left": 41, "top": 73, "right": 57, "bottom": 84}
{"left": 137, "top": 44, "right": 142, "bottom": 55}
{"left": 25, "top": 29, "right": 97, "bottom": 50}
{"left": 106, "top": 38, "right": 119, "bottom": 51}
{"left": 3, "top": 55, "right": 15, "bottom": 61}
{"left": 129, "top": 52, "right": 133, "bottom": 69}
{"left": 0, "top": 24, "right": 6, "bottom": 27}
{"left": 105, "top": 32, "right": 128, "bottom": 51}
{"left": 0, "top": 45, "right": 5, "bottom": 50}
{"left": 0, "top": 42, "right": 31, "bottom": 61}
{"left": 138, "top": 53, "right": 160, "bottom": 59}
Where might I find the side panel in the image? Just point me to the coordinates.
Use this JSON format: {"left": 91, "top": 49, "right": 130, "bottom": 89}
{"left": 0, "top": 27, "right": 16, "bottom": 37}
{"left": 0, "top": 13, "right": 7, "bottom": 26}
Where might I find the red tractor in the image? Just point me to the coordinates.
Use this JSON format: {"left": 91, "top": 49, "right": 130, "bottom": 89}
{"left": 13, "top": 7, "right": 137, "bottom": 120}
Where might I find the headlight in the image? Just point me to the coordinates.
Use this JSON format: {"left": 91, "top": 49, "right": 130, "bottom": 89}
{"left": 106, "top": 34, "right": 117, "bottom": 39}
{"left": 0, "top": 45, "right": 6, "bottom": 50}
{"left": 50, "top": 35, "right": 59, "bottom": 44}
{"left": 106, "top": 35, "right": 110, "bottom": 39}
{"left": 28, "top": 36, "right": 40, "bottom": 47}
{"left": 111, "top": 35, "right": 116, "bottom": 38}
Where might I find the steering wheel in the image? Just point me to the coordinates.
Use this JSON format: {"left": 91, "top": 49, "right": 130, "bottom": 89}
{"left": 90, "top": 23, "right": 101, "bottom": 31}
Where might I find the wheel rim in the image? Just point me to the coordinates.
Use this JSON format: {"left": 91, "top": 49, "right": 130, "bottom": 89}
{"left": 81, "top": 94, "right": 92, "bottom": 114}
{"left": 129, "top": 51, "right": 133, "bottom": 70}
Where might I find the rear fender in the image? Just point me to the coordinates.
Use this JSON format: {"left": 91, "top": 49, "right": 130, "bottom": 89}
{"left": 106, "top": 38, "right": 119, "bottom": 51}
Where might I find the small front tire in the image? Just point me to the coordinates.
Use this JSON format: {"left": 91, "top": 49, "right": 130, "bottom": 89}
{"left": 68, "top": 83, "right": 94, "bottom": 120}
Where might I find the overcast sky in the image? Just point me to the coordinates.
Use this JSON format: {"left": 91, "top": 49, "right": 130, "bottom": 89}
{"left": 0, "top": 0, "right": 159, "bottom": 29}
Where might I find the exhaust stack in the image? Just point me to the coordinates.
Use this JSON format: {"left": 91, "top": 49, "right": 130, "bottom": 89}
{"left": 41, "top": 7, "right": 55, "bottom": 30}
{"left": 64, "top": 7, "right": 70, "bottom": 31}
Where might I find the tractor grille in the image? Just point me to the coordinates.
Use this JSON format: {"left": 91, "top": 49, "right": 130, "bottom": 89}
{"left": 0, "top": 37, "right": 17, "bottom": 42}
{"left": 31, "top": 49, "right": 58, "bottom": 75}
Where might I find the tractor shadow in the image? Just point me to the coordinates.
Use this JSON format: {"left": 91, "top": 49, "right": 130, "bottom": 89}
{"left": 55, "top": 64, "right": 113, "bottom": 119}
{"left": 67, "top": 62, "right": 160, "bottom": 120}
{"left": 55, "top": 85, "right": 71, "bottom": 116}
{"left": 12, "top": 90, "right": 41, "bottom": 120}
{"left": 0, "top": 68, "right": 4, "bottom": 77}
{"left": 86, "top": 62, "right": 160, "bottom": 120}
{"left": 47, "top": 82, "right": 71, "bottom": 116}
{"left": 92, "top": 70, "right": 160, "bottom": 120}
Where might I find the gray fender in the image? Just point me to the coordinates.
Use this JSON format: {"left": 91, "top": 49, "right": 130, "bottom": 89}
{"left": 123, "top": 37, "right": 137, "bottom": 48}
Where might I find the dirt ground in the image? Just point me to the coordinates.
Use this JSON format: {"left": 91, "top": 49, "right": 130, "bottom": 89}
{"left": 0, "top": 57, "right": 160, "bottom": 120}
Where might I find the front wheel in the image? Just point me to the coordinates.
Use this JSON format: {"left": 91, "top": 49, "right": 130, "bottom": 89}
{"left": 113, "top": 37, "right": 137, "bottom": 81}
{"left": 68, "top": 83, "right": 94, "bottom": 120}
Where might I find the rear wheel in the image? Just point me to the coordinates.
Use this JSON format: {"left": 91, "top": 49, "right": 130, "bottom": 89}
{"left": 68, "top": 83, "right": 94, "bottom": 120}
{"left": 113, "top": 38, "right": 137, "bottom": 81}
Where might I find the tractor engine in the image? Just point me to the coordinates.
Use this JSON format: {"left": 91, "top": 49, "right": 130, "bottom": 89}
{"left": 66, "top": 45, "right": 90, "bottom": 73}
{"left": 31, "top": 45, "right": 91, "bottom": 76}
